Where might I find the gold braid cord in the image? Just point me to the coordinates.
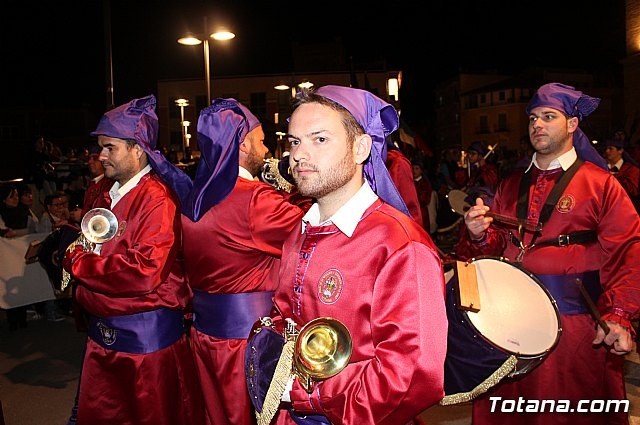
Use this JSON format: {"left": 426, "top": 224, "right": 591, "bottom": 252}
{"left": 256, "top": 339, "right": 295, "bottom": 425}
{"left": 439, "top": 355, "right": 517, "bottom": 406}
{"left": 262, "top": 158, "right": 294, "bottom": 193}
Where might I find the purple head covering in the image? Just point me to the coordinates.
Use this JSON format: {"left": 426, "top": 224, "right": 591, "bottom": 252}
{"left": 526, "top": 83, "right": 608, "bottom": 170}
{"left": 151, "top": 98, "right": 260, "bottom": 222}
{"left": 467, "top": 141, "right": 487, "bottom": 156}
{"left": 90, "top": 95, "right": 191, "bottom": 195}
{"left": 90, "top": 95, "right": 159, "bottom": 152}
{"left": 313, "top": 85, "right": 410, "bottom": 217}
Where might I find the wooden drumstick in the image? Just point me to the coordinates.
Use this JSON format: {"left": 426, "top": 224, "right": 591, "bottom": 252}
{"left": 462, "top": 205, "right": 543, "bottom": 232}
{"left": 576, "top": 278, "right": 610, "bottom": 335}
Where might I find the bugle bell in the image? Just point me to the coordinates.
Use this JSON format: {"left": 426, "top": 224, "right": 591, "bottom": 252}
{"left": 61, "top": 208, "right": 118, "bottom": 290}
{"left": 293, "top": 317, "right": 352, "bottom": 392}
{"left": 81, "top": 208, "right": 118, "bottom": 244}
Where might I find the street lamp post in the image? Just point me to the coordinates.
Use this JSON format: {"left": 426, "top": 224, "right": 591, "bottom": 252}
{"left": 178, "top": 18, "right": 235, "bottom": 106}
{"left": 175, "top": 98, "right": 189, "bottom": 157}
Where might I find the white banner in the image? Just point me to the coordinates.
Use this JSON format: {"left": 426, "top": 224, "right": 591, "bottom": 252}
{"left": 0, "top": 233, "right": 55, "bottom": 309}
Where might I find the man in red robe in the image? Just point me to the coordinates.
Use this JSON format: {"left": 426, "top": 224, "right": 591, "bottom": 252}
{"left": 63, "top": 95, "right": 204, "bottom": 425}
{"left": 177, "top": 99, "right": 309, "bottom": 425}
{"left": 604, "top": 138, "right": 640, "bottom": 213}
{"left": 457, "top": 83, "right": 640, "bottom": 425}
{"left": 385, "top": 141, "right": 423, "bottom": 227}
{"left": 253, "top": 86, "right": 447, "bottom": 425}
{"left": 82, "top": 148, "right": 114, "bottom": 212}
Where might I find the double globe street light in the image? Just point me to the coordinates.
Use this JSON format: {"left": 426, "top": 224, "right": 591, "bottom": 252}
{"left": 178, "top": 20, "right": 235, "bottom": 106}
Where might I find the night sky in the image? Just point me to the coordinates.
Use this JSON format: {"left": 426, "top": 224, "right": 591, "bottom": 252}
{"left": 0, "top": 1, "right": 627, "bottom": 133}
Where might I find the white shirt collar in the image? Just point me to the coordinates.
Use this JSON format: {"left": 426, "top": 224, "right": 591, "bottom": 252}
{"left": 609, "top": 158, "right": 624, "bottom": 170}
{"left": 109, "top": 165, "right": 152, "bottom": 208}
{"left": 92, "top": 174, "right": 105, "bottom": 184}
{"left": 238, "top": 166, "right": 254, "bottom": 180}
{"left": 525, "top": 147, "right": 577, "bottom": 172}
{"left": 301, "top": 182, "right": 378, "bottom": 238}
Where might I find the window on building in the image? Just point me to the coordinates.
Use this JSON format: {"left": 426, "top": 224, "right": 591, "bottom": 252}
{"left": 195, "top": 95, "right": 207, "bottom": 114}
{"left": 498, "top": 91, "right": 505, "bottom": 101}
{"left": 498, "top": 113, "right": 508, "bottom": 131}
{"left": 479, "top": 94, "right": 487, "bottom": 104}
{"left": 250, "top": 92, "right": 267, "bottom": 119}
{"left": 169, "top": 98, "right": 180, "bottom": 119}
{"left": 170, "top": 131, "right": 182, "bottom": 148}
{"left": 479, "top": 116, "right": 489, "bottom": 133}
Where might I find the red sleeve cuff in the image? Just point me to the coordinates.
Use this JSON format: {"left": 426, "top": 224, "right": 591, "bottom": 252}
{"left": 602, "top": 309, "right": 636, "bottom": 338}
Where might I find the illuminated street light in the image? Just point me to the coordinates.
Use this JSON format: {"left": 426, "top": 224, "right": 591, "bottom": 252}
{"left": 178, "top": 19, "right": 235, "bottom": 106}
{"left": 175, "top": 98, "right": 190, "bottom": 157}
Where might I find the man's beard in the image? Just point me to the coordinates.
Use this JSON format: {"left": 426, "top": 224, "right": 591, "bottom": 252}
{"left": 294, "top": 149, "right": 356, "bottom": 199}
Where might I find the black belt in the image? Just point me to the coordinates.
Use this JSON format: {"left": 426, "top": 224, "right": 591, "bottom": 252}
{"left": 511, "top": 230, "right": 596, "bottom": 250}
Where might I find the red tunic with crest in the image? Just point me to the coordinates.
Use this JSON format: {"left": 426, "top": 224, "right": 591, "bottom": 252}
{"left": 67, "top": 172, "right": 204, "bottom": 425}
{"left": 456, "top": 161, "right": 640, "bottom": 425}
{"left": 182, "top": 176, "right": 306, "bottom": 425}
{"left": 272, "top": 199, "right": 447, "bottom": 425}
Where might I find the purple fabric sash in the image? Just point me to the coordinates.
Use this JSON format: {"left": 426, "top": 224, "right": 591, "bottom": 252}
{"left": 290, "top": 412, "right": 330, "bottom": 425}
{"left": 192, "top": 290, "right": 274, "bottom": 339}
{"left": 87, "top": 308, "right": 185, "bottom": 354}
{"left": 535, "top": 270, "right": 601, "bottom": 314}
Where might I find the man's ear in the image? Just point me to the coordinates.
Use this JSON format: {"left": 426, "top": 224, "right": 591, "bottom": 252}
{"left": 567, "top": 117, "right": 579, "bottom": 134}
{"left": 239, "top": 139, "right": 250, "bottom": 155}
{"left": 354, "top": 134, "right": 372, "bottom": 165}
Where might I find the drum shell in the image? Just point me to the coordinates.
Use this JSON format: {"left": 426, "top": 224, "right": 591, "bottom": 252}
{"left": 443, "top": 257, "right": 561, "bottom": 396}
{"left": 445, "top": 277, "right": 510, "bottom": 395}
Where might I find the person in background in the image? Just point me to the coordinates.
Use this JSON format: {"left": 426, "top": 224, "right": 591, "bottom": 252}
{"left": 62, "top": 95, "right": 204, "bottom": 425}
{"left": 463, "top": 141, "right": 499, "bottom": 207}
{"left": 0, "top": 185, "right": 29, "bottom": 330}
{"left": 37, "top": 191, "right": 72, "bottom": 233}
{"left": 412, "top": 157, "right": 438, "bottom": 234}
{"left": 83, "top": 146, "right": 113, "bottom": 212}
{"left": 457, "top": 82, "right": 640, "bottom": 425}
{"left": 604, "top": 138, "right": 640, "bottom": 212}
{"left": 385, "top": 136, "right": 423, "bottom": 227}
{"left": 17, "top": 184, "right": 41, "bottom": 234}
{"left": 254, "top": 86, "right": 447, "bottom": 424}
{"left": 155, "top": 98, "right": 309, "bottom": 425}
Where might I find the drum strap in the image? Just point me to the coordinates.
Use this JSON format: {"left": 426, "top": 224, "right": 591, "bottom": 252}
{"left": 513, "top": 159, "right": 584, "bottom": 261}
{"left": 510, "top": 229, "right": 597, "bottom": 249}
{"left": 536, "top": 270, "right": 601, "bottom": 314}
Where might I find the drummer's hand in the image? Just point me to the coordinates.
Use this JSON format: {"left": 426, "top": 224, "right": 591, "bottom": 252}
{"left": 464, "top": 198, "right": 492, "bottom": 240}
{"left": 592, "top": 321, "right": 633, "bottom": 355}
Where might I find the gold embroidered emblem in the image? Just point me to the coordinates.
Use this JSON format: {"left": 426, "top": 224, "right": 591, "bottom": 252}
{"left": 556, "top": 194, "right": 575, "bottom": 214}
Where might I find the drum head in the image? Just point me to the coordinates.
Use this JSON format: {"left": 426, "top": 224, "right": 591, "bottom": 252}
{"left": 465, "top": 257, "right": 560, "bottom": 356}
{"left": 447, "top": 190, "right": 470, "bottom": 216}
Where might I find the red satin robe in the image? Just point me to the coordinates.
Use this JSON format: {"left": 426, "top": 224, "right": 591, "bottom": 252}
{"left": 614, "top": 162, "right": 640, "bottom": 212}
{"left": 386, "top": 149, "right": 423, "bottom": 227}
{"left": 182, "top": 177, "right": 306, "bottom": 425}
{"left": 272, "top": 199, "right": 447, "bottom": 425}
{"left": 456, "top": 161, "right": 640, "bottom": 425}
{"left": 82, "top": 175, "right": 114, "bottom": 212}
{"left": 414, "top": 176, "right": 433, "bottom": 232}
{"left": 67, "top": 172, "right": 204, "bottom": 425}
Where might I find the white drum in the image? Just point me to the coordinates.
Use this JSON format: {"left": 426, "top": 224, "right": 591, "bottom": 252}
{"left": 443, "top": 256, "right": 562, "bottom": 399}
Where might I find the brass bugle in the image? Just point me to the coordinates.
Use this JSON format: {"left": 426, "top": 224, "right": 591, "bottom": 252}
{"left": 81, "top": 208, "right": 118, "bottom": 244}
{"left": 294, "top": 317, "right": 352, "bottom": 393}
{"left": 61, "top": 208, "right": 118, "bottom": 291}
